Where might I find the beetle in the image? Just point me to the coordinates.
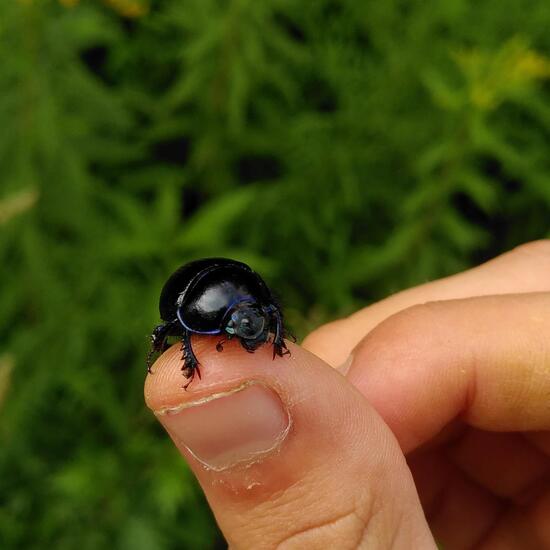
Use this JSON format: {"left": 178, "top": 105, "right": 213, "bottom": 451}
{"left": 147, "top": 258, "right": 291, "bottom": 388}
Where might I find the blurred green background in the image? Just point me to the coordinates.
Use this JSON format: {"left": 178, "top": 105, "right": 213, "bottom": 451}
{"left": 1, "top": 0, "right": 550, "bottom": 548}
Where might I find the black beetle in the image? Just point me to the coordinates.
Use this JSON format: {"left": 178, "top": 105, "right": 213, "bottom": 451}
{"left": 147, "top": 258, "right": 290, "bottom": 388}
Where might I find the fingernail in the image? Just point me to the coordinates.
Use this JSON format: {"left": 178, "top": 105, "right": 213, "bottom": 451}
{"left": 156, "top": 383, "right": 290, "bottom": 471}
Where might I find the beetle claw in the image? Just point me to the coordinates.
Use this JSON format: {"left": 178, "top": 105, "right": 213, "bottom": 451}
{"left": 284, "top": 330, "right": 297, "bottom": 343}
{"left": 182, "top": 363, "right": 200, "bottom": 390}
{"left": 273, "top": 339, "right": 290, "bottom": 359}
{"left": 147, "top": 321, "right": 177, "bottom": 374}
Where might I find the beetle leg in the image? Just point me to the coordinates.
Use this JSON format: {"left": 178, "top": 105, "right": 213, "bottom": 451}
{"left": 181, "top": 329, "right": 200, "bottom": 389}
{"left": 182, "top": 365, "right": 202, "bottom": 390}
{"left": 270, "top": 308, "right": 290, "bottom": 359}
{"left": 239, "top": 338, "right": 257, "bottom": 353}
{"left": 284, "top": 329, "right": 297, "bottom": 343}
{"left": 216, "top": 331, "right": 236, "bottom": 352}
{"left": 147, "top": 322, "right": 176, "bottom": 373}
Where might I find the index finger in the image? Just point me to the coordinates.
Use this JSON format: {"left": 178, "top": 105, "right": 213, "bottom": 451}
{"left": 347, "top": 292, "right": 550, "bottom": 452}
{"left": 303, "top": 240, "right": 550, "bottom": 366}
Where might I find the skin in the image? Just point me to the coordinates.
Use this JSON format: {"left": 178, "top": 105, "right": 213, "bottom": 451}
{"left": 145, "top": 240, "right": 550, "bottom": 549}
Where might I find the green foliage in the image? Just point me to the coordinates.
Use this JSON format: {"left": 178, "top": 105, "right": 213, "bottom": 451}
{"left": 1, "top": 0, "right": 549, "bottom": 547}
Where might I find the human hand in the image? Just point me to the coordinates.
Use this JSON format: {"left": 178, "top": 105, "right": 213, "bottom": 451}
{"left": 145, "top": 241, "right": 550, "bottom": 549}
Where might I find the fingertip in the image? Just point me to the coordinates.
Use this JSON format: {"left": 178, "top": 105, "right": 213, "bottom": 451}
{"left": 144, "top": 336, "right": 300, "bottom": 412}
{"left": 302, "top": 318, "right": 354, "bottom": 366}
{"left": 143, "top": 334, "right": 433, "bottom": 548}
{"left": 346, "top": 293, "right": 550, "bottom": 452}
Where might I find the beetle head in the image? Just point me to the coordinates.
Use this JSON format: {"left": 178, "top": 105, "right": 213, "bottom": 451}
{"left": 225, "top": 302, "right": 267, "bottom": 340}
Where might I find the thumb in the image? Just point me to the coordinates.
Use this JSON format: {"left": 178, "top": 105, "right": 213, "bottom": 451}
{"left": 144, "top": 337, "right": 434, "bottom": 549}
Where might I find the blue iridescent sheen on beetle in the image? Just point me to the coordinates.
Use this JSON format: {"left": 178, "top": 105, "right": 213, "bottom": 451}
{"left": 147, "top": 258, "right": 290, "bottom": 388}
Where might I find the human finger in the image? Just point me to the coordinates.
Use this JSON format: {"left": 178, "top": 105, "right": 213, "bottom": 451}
{"left": 304, "top": 240, "right": 550, "bottom": 366}
{"left": 346, "top": 292, "right": 550, "bottom": 452}
{"left": 145, "top": 338, "right": 435, "bottom": 549}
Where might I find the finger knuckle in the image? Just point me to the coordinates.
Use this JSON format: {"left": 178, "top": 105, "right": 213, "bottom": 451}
{"left": 275, "top": 511, "right": 367, "bottom": 550}
{"left": 275, "top": 496, "right": 380, "bottom": 550}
